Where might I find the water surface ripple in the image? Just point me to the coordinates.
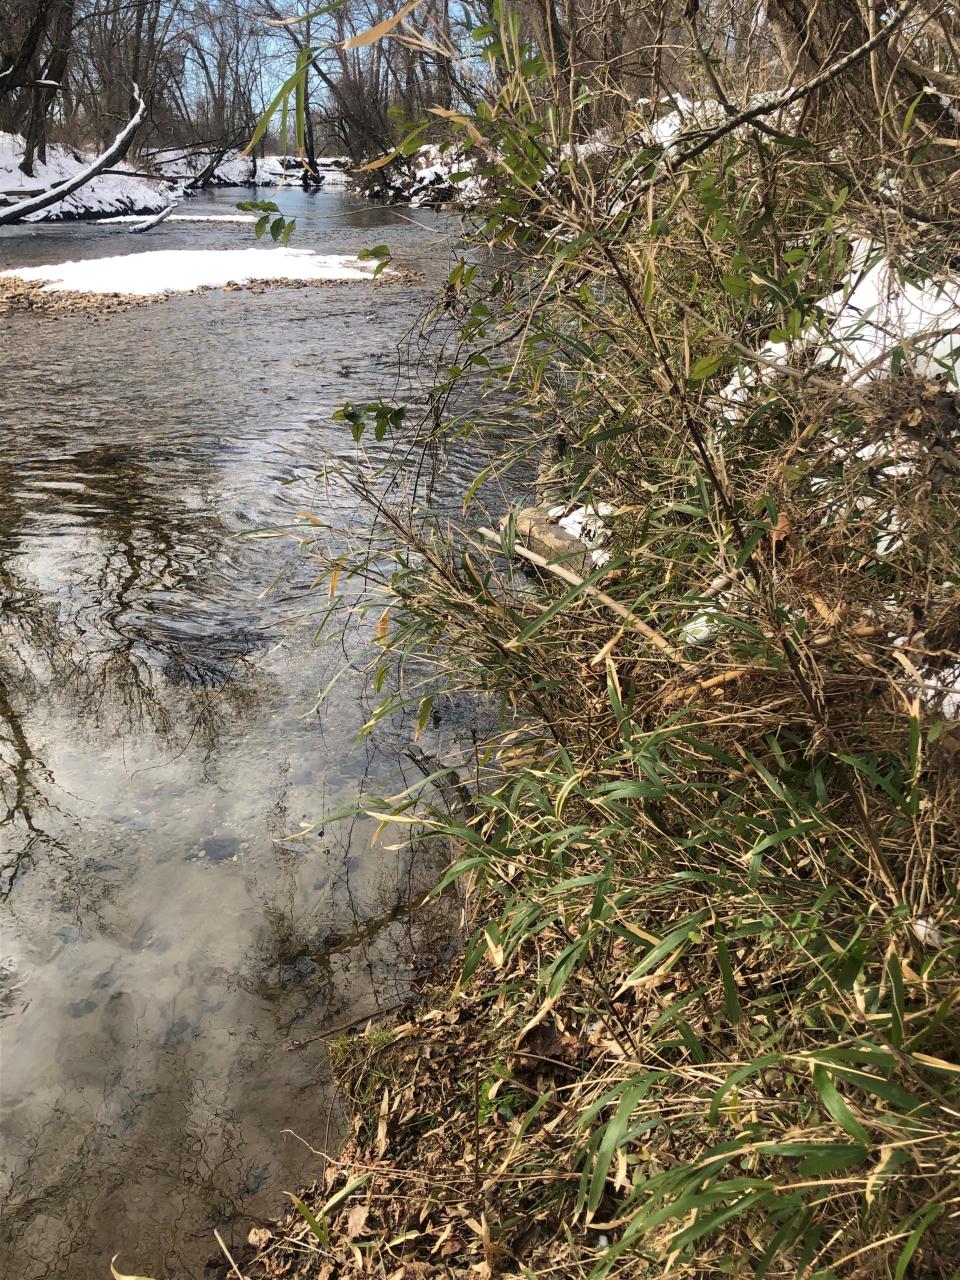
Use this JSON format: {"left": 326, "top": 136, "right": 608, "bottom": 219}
{"left": 0, "top": 187, "right": 463, "bottom": 1279}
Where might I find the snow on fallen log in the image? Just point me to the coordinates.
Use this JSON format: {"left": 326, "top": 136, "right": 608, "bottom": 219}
{"left": 128, "top": 204, "right": 175, "bottom": 234}
{"left": 0, "top": 87, "right": 148, "bottom": 226}
{"left": 0, "top": 132, "right": 167, "bottom": 221}
{"left": 0, "top": 247, "right": 383, "bottom": 295}
{"left": 94, "top": 213, "right": 257, "bottom": 225}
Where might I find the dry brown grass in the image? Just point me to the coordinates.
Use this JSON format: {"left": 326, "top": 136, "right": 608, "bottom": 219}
{"left": 244, "top": 7, "right": 960, "bottom": 1276}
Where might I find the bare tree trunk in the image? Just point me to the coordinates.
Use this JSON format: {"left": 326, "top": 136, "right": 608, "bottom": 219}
{"left": 433, "top": 0, "right": 454, "bottom": 109}
{"left": 301, "top": 21, "right": 318, "bottom": 178}
{"left": 0, "top": 0, "right": 52, "bottom": 117}
{"left": 20, "top": 0, "right": 75, "bottom": 175}
{"left": 764, "top": 0, "right": 945, "bottom": 128}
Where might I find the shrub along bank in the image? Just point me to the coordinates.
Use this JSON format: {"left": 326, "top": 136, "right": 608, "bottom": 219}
{"left": 250, "top": 5, "right": 960, "bottom": 1277}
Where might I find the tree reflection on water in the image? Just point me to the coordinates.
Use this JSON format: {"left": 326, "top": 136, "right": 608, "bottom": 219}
{"left": 0, "top": 436, "right": 260, "bottom": 898}
{"left": 0, "top": 273, "right": 456, "bottom": 1278}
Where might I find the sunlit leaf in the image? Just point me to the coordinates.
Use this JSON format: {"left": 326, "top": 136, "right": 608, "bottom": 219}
{"left": 343, "top": 0, "right": 426, "bottom": 49}
{"left": 286, "top": 1192, "right": 329, "bottom": 1245}
{"left": 267, "top": 0, "right": 346, "bottom": 25}
{"left": 427, "top": 106, "right": 484, "bottom": 145}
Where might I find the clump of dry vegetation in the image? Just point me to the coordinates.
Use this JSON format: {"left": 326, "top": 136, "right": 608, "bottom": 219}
{"left": 248, "top": 2, "right": 960, "bottom": 1276}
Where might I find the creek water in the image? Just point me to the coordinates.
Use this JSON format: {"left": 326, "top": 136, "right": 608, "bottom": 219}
{"left": 0, "top": 187, "right": 473, "bottom": 1278}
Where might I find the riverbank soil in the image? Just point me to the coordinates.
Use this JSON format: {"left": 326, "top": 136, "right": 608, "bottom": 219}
{"left": 246, "top": 989, "right": 596, "bottom": 1278}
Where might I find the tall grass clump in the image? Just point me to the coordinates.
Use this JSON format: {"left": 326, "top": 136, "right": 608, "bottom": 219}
{"left": 255, "top": 3, "right": 960, "bottom": 1277}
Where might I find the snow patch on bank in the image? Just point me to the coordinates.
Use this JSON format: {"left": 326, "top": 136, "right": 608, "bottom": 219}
{"left": 93, "top": 213, "right": 257, "bottom": 225}
{"left": 811, "top": 252, "right": 960, "bottom": 380}
{"left": 707, "top": 246, "right": 960, "bottom": 722}
{"left": 548, "top": 503, "right": 615, "bottom": 566}
{"left": 258, "top": 154, "right": 352, "bottom": 189}
{"left": 145, "top": 147, "right": 352, "bottom": 190}
{"left": 0, "top": 131, "right": 169, "bottom": 221}
{"left": 365, "top": 144, "right": 482, "bottom": 206}
{"left": 0, "top": 247, "right": 378, "bottom": 295}
{"left": 719, "top": 246, "right": 960, "bottom": 420}
{"left": 145, "top": 146, "right": 257, "bottom": 187}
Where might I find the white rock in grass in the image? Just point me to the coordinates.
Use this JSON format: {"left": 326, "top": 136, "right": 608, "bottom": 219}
{"left": 681, "top": 611, "right": 717, "bottom": 646}
{"left": 911, "top": 917, "right": 945, "bottom": 948}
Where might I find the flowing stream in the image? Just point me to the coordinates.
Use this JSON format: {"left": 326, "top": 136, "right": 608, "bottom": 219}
{"left": 0, "top": 186, "right": 472, "bottom": 1279}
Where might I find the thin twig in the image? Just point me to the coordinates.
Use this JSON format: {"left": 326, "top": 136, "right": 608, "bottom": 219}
{"left": 621, "top": 1, "right": 920, "bottom": 222}
{"left": 215, "top": 1229, "right": 248, "bottom": 1280}
{"left": 279, "top": 1000, "right": 409, "bottom": 1051}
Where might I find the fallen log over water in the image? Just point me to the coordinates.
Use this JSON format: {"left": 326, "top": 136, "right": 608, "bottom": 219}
{"left": 0, "top": 86, "right": 147, "bottom": 226}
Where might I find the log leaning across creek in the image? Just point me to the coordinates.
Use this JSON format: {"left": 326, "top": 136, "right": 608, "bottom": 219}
{"left": 0, "top": 86, "right": 147, "bottom": 226}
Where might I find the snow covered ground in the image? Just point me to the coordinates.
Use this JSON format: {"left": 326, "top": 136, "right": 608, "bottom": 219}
{"left": 706, "top": 243, "right": 960, "bottom": 718}
{"left": 144, "top": 147, "right": 256, "bottom": 187}
{"left": 0, "top": 247, "right": 380, "bottom": 295}
{"left": 718, "top": 244, "right": 960, "bottom": 420}
{"left": 797, "top": 251, "right": 960, "bottom": 381}
{"left": 0, "top": 133, "right": 356, "bottom": 222}
{"left": 364, "top": 144, "right": 482, "bottom": 207}
{"left": 0, "top": 131, "right": 169, "bottom": 221}
{"left": 254, "top": 154, "right": 351, "bottom": 189}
